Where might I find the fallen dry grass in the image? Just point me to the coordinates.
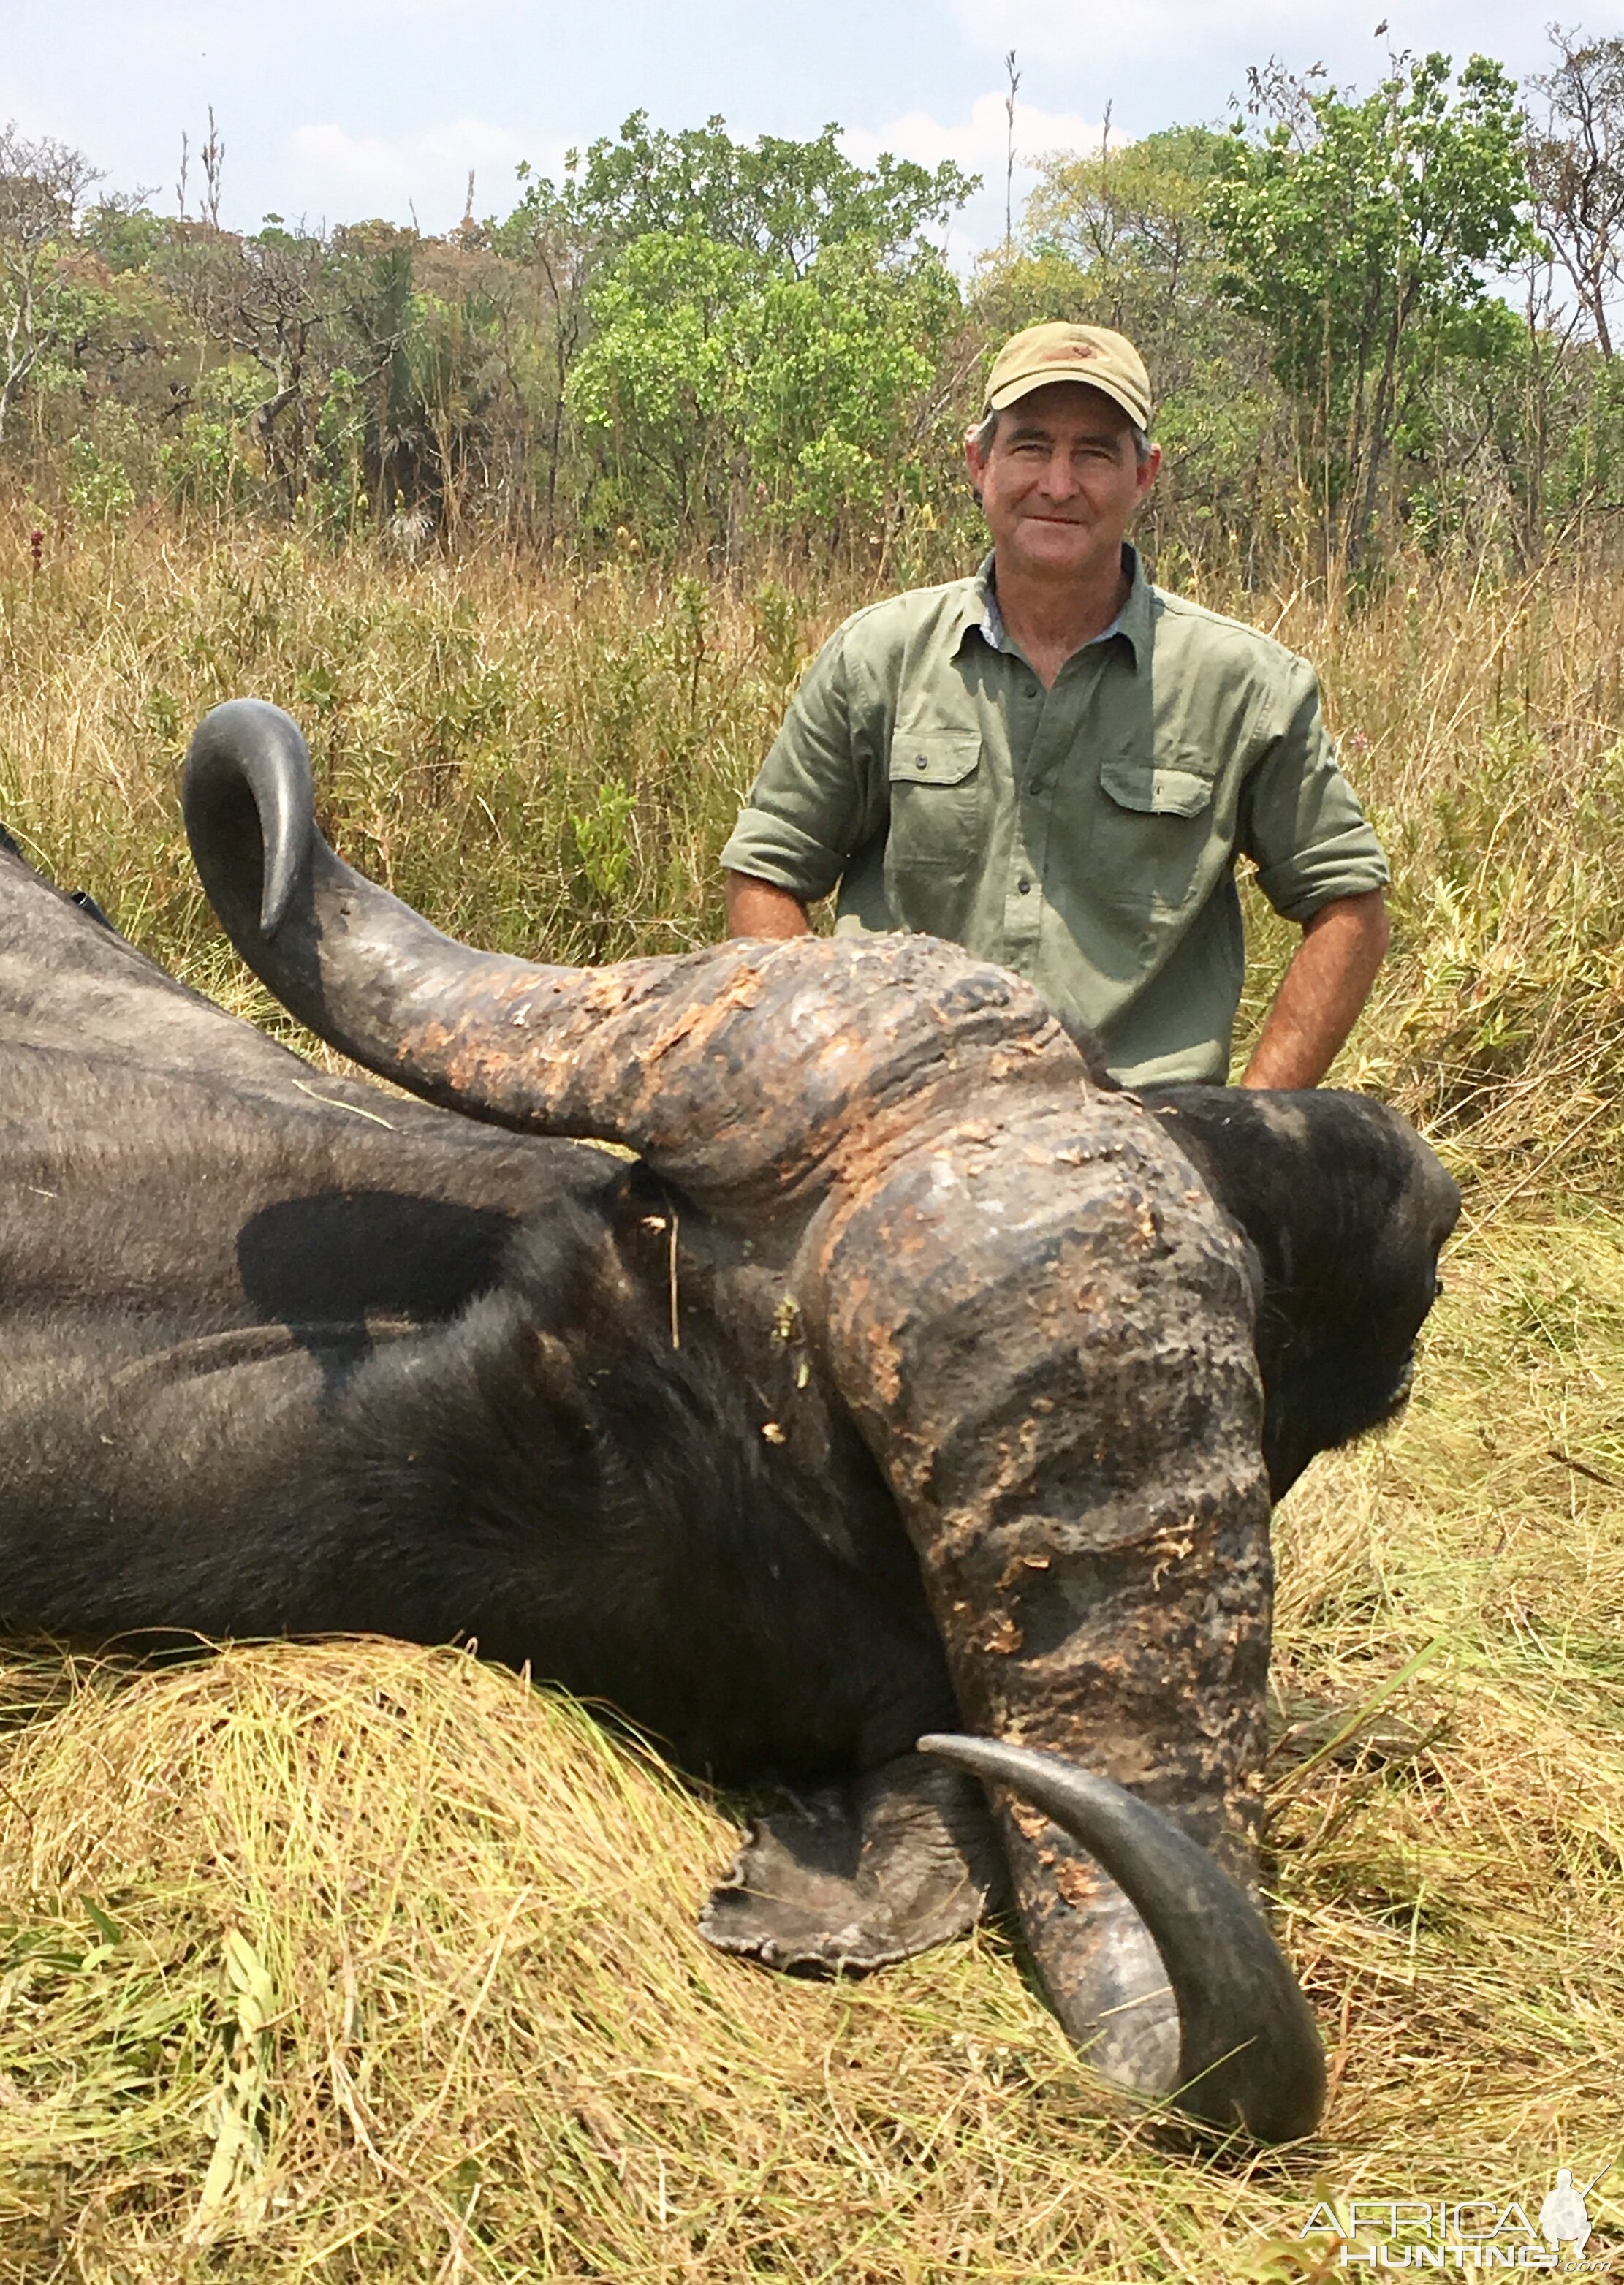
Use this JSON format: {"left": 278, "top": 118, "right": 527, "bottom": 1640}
{"left": 1, "top": 519, "right": 1622, "bottom": 2274}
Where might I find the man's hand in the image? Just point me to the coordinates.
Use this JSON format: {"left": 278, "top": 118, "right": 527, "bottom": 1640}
{"left": 1240, "top": 890, "right": 1389, "bottom": 1091}
{"left": 725, "top": 871, "right": 811, "bottom": 939}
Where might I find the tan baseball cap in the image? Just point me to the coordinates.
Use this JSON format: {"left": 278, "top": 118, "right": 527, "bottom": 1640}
{"left": 984, "top": 321, "right": 1153, "bottom": 431}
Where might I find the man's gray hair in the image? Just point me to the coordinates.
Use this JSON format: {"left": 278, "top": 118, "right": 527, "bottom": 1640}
{"left": 972, "top": 405, "right": 1153, "bottom": 465}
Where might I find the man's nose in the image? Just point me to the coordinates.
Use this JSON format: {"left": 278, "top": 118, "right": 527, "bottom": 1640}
{"left": 1039, "top": 449, "right": 1082, "bottom": 500}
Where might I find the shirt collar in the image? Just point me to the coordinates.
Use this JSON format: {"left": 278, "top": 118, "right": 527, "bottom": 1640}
{"left": 956, "top": 543, "right": 1150, "bottom": 670}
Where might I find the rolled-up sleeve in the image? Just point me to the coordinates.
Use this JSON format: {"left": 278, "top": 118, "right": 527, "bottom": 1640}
{"left": 1241, "top": 656, "right": 1389, "bottom": 922}
{"left": 720, "top": 627, "right": 873, "bottom": 902}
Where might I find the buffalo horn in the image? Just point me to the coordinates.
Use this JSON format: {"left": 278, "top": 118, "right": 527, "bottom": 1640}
{"left": 182, "top": 698, "right": 1085, "bottom": 1219}
{"left": 184, "top": 700, "right": 1318, "bottom": 2137}
{"left": 919, "top": 1734, "right": 1325, "bottom": 2141}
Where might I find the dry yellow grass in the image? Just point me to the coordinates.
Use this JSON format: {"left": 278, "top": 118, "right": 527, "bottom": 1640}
{"left": 3, "top": 1240, "right": 1621, "bottom": 2281}
{"left": 1, "top": 519, "right": 1622, "bottom": 2275}
{"left": 2, "top": 516, "right": 1622, "bottom": 1182}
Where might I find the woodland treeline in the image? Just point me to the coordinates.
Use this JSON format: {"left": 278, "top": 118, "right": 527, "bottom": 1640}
{"left": 5, "top": 26, "right": 1624, "bottom": 585}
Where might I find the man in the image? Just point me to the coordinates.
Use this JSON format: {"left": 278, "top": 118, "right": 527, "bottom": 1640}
{"left": 721, "top": 322, "right": 1390, "bottom": 1089}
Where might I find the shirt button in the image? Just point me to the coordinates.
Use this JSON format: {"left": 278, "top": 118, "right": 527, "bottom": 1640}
{"left": 1017, "top": 876, "right": 1032, "bottom": 895}
{"left": 1030, "top": 778, "right": 1046, "bottom": 795}
{"left": 914, "top": 755, "right": 928, "bottom": 770}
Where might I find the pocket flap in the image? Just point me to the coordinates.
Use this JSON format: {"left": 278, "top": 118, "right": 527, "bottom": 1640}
{"left": 1099, "top": 753, "right": 1214, "bottom": 819}
{"left": 889, "top": 732, "right": 982, "bottom": 787}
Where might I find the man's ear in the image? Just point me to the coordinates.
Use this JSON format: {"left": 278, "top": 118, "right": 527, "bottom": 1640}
{"left": 964, "top": 428, "right": 987, "bottom": 507}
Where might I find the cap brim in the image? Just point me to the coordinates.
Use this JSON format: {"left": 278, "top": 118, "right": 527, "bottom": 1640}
{"left": 987, "top": 368, "right": 1149, "bottom": 429}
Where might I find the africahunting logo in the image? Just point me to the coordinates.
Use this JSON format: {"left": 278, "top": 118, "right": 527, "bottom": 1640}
{"left": 1288, "top": 2161, "right": 1617, "bottom": 2270}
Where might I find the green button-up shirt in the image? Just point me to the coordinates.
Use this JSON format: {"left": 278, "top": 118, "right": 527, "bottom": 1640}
{"left": 720, "top": 549, "right": 1388, "bottom": 1085}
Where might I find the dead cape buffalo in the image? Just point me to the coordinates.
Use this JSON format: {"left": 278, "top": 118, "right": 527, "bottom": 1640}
{"left": 0, "top": 700, "right": 1458, "bottom": 2142}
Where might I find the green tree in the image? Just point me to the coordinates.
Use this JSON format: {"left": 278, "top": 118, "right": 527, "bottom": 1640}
{"left": 551, "top": 115, "right": 975, "bottom": 560}
{"left": 327, "top": 223, "right": 441, "bottom": 523}
{"left": 1020, "top": 126, "right": 1230, "bottom": 341}
{"left": 1528, "top": 27, "right": 1624, "bottom": 357}
{"left": 159, "top": 216, "right": 333, "bottom": 510}
{"left": 0, "top": 122, "right": 103, "bottom": 444}
{"left": 1208, "top": 52, "right": 1536, "bottom": 568}
{"left": 744, "top": 240, "right": 962, "bottom": 546}
{"left": 487, "top": 173, "right": 592, "bottom": 540}
{"left": 566, "top": 229, "right": 754, "bottom": 544}
{"left": 568, "top": 227, "right": 964, "bottom": 559}
{"left": 546, "top": 110, "right": 973, "bottom": 276}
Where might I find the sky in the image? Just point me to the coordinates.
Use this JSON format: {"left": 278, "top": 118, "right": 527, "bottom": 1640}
{"left": 7, "top": 0, "right": 1621, "bottom": 259}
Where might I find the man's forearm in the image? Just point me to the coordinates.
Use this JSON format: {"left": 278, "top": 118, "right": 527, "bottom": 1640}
{"left": 1240, "top": 890, "right": 1389, "bottom": 1091}
{"left": 725, "top": 871, "right": 811, "bottom": 939}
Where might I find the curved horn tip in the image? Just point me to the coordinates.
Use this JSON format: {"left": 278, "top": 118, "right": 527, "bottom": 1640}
{"left": 918, "top": 1732, "right": 1327, "bottom": 2143}
{"left": 184, "top": 698, "right": 315, "bottom": 940}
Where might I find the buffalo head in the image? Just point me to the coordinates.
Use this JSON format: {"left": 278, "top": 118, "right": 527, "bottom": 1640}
{"left": 178, "top": 697, "right": 1395, "bottom": 2142}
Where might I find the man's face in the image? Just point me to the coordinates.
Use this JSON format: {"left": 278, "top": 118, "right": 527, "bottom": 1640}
{"left": 964, "top": 382, "right": 1159, "bottom": 582}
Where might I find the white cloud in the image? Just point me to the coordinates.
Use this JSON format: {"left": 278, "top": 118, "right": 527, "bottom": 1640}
{"left": 285, "top": 116, "right": 551, "bottom": 230}
{"left": 846, "top": 91, "right": 1120, "bottom": 178}
{"left": 844, "top": 93, "right": 1128, "bottom": 263}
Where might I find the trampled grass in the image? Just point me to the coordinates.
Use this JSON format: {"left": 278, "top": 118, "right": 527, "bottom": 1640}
{"left": 1, "top": 515, "right": 1622, "bottom": 2275}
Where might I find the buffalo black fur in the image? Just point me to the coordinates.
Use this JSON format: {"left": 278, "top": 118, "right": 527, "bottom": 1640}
{"left": 0, "top": 833, "right": 1454, "bottom": 1789}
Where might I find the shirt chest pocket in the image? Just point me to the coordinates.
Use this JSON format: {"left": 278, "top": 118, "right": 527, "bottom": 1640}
{"left": 1093, "top": 747, "right": 1221, "bottom": 914}
{"left": 887, "top": 730, "right": 986, "bottom": 873}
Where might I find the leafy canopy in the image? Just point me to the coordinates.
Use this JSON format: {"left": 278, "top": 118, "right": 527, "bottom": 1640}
{"left": 507, "top": 110, "right": 975, "bottom": 278}
{"left": 1208, "top": 53, "right": 1535, "bottom": 403}
{"left": 1205, "top": 51, "right": 1536, "bottom": 560}
{"left": 539, "top": 113, "right": 974, "bottom": 549}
